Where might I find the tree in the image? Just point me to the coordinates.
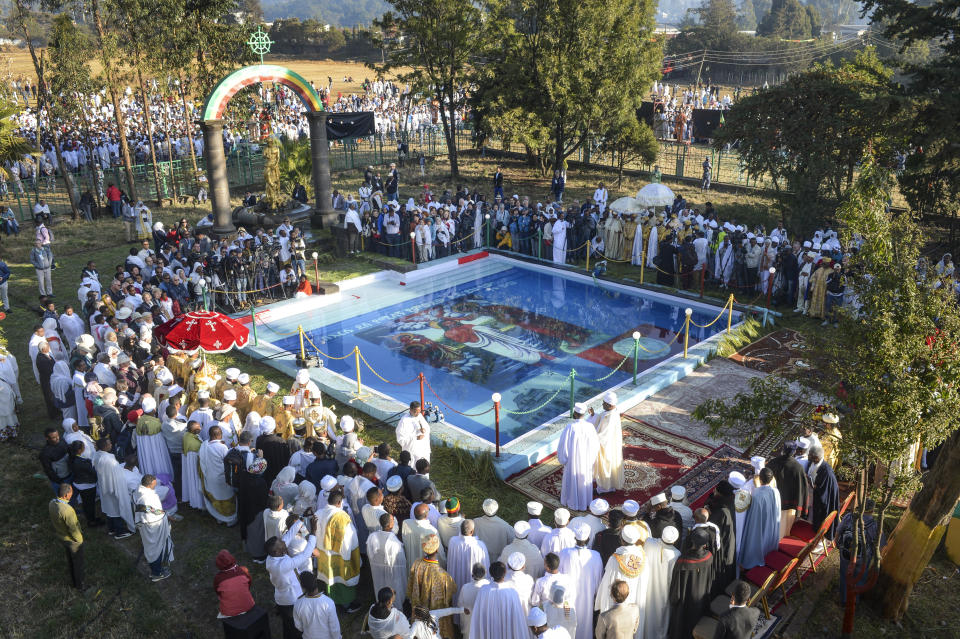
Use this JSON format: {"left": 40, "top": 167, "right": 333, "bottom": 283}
{"left": 711, "top": 48, "right": 900, "bottom": 230}
{"left": 693, "top": 154, "right": 960, "bottom": 630}
{"left": 597, "top": 114, "right": 658, "bottom": 188}
{"left": 737, "top": 0, "right": 758, "bottom": 30}
{"left": 475, "top": 0, "right": 662, "bottom": 174}
{"left": 0, "top": 102, "right": 35, "bottom": 178}
{"left": 756, "top": 0, "right": 819, "bottom": 39}
{"left": 372, "top": 0, "right": 489, "bottom": 179}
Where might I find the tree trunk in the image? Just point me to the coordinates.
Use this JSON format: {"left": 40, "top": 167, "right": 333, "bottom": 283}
{"left": 90, "top": 0, "right": 137, "bottom": 200}
{"left": 13, "top": 0, "right": 80, "bottom": 219}
{"left": 875, "top": 427, "right": 960, "bottom": 620}
{"left": 553, "top": 121, "right": 565, "bottom": 176}
{"left": 137, "top": 68, "right": 165, "bottom": 207}
{"left": 177, "top": 71, "right": 200, "bottom": 178}
{"left": 436, "top": 86, "right": 458, "bottom": 179}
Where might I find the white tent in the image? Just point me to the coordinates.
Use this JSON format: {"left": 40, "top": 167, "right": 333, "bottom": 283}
{"left": 635, "top": 183, "right": 675, "bottom": 208}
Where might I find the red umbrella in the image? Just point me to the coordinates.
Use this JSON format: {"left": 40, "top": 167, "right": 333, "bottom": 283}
{"left": 153, "top": 310, "right": 250, "bottom": 355}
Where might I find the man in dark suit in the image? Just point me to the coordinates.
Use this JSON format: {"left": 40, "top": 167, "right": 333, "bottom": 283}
{"left": 596, "top": 579, "right": 640, "bottom": 639}
{"left": 717, "top": 580, "right": 761, "bottom": 639}
{"left": 493, "top": 166, "right": 504, "bottom": 200}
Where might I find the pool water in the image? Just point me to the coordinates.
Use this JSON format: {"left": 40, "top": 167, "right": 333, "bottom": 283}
{"left": 271, "top": 261, "right": 735, "bottom": 444}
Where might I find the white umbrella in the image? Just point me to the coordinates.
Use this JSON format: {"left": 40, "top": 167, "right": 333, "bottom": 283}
{"left": 635, "top": 183, "right": 675, "bottom": 208}
{"left": 609, "top": 196, "right": 643, "bottom": 214}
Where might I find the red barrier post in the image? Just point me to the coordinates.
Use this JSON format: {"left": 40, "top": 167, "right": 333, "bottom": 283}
{"left": 410, "top": 231, "right": 417, "bottom": 265}
{"left": 492, "top": 392, "right": 502, "bottom": 457}
{"left": 766, "top": 266, "right": 776, "bottom": 309}
{"left": 419, "top": 373, "right": 425, "bottom": 409}
{"left": 312, "top": 251, "right": 320, "bottom": 292}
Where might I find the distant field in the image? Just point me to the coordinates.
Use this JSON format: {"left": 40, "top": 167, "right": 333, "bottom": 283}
{"left": 0, "top": 47, "right": 396, "bottom": 97}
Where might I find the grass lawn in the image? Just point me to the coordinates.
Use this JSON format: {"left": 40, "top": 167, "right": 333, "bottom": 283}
{"left": 1, "top": 151, "right": 952, "bottom": 638}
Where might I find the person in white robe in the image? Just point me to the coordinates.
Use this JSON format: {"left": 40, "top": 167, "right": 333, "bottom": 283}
{"left": 436, "top": 499, "right": 464, "bottom": 549}
{"left": 93, "top": 439, "right": 134, "bottom": 536}
{"left": 395, "top": 402, "right": 431, "bottom": 467}
{"left": 558, "top": 523, "right": 603, "bottom": 639}
{"left": 499, "top": 520, "right": 545, "bottom": 580}
{"left": 541, "top": 508, "right": 577, "bottom": 556}
{"left": 366, "top": 513, "right": 408, "bottom": 611}
{"left": 505, "top": 552, "right": 535, "bottom": 615}
{"left": 63, "top": 418, "right": 95, "bottom": 460}
{"left": 557, "top": 403, "right": 601, "bottom": 511}
{"left": 403, "top": 505, "right": 446, "bottom": 567}
{"left": 470, "top": 561, "right": 530, "bottom": 639}
{"left": 473, "top": 498, "right": 515, "bottom": 561}
{"left": 527, "top": 501, "right": 552, "bottom": 549}
{"left": 646, "top": 221, "right": 659, "bottom": 268}
{"left": 543, "top": 581, "right": 579, "bottom": 639}
{"left": 271, "top": 465, "right": 300, "bottom": 508}
{"left": 48, "top": 360, "right": 74, "bottom": 420}
{"left": 595, "top": 523, "right": 650, "bottom": 639}
{"left": 446, "top": 519, "right": 490, "bottom": 594}
{"left": 59, "top": 308, "right": 86, "bottom": 347}
{"left": 293, "top": 571, "right": 341, "bottom": 639}
{"left": 197, "top": 426, "right": 237, "bottom": 525}
{"left": 28, "top": 326, "right": 46, "bottom": 384}
{"left": 715, "top": 238, "right": 735, "bottom": 286}
{"left": 367, "top": 589, "right": 412, "bottom": 639}
{"left": 473, "top": 206, "right": 483, "bottom": 249}
{"left": 631, "top": 217, "right": 647, "bottom": 265}
{"left": 569, "top": 498, "right": 610, "bottom": 548}
{"left": 643, "top": 526, "right": 680, "bottom": 639}
{"left": 456, "top": 564, "right": 490, "bottom": 639}
{"left": 134, "top": 475, "right": 174, "bottom": 580}
{"left": 533, "top": 552, "right": 571, "bottom": 608}
{"left": 72, "top": 362, "right": 90, "bottom": 429}
{"left": 528, "top": 607, "right": 573, "bottom": 639}
{"left": 182, "top": 422, "right": 205, "bottom": 510}
{"left": 264, "top": 494, "right": 290, "bottom": 543}
{"left": 552, "top": 214, "right": 569, "bottom": 264}
{"left": 590, "top": 393, "right": 624, "bottom": 493}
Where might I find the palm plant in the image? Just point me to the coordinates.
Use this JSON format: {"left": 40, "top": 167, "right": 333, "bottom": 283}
{"left": 277, "top": 138, "right": 313, "bottom": 196}
{"left": 0, "top": 101, "right": 36, "bottom": 179}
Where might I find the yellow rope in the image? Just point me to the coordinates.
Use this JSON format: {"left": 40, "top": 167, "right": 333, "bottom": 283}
{"left": 300, "top": 331, "right": 357, "bottom": 360}
{"left": 635, "top": 327, "right": 683, "bottom": 354}
{"left": 688, "top": 296, "right": 734, "bottom": 328}
{"left": 357, "top": 350, "right": 419, "bottom": 385}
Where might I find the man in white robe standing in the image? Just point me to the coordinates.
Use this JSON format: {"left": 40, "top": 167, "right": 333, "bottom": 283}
{"left": 541, "top": 508, "right": 577, "bottom": 556}
{"left": 643, "top": 525, "right": 680, "bottom": 639}
{"left": 646, "top": 219, "right": 659, "bottom": 268}
{"left": 133, "top": 396, "right": 174, "bottom": 479}
{"left": 93, "top": 438, "right": 134, "bottom": 537}
{"left": 590, "top": 394, "right": 624, "bottom": 493}
{"left": 596, "top": 523, "right": 650, "bottom": 639}
{"left": 446, "top": 519, "right": 490, "bottom": 595}
{"left": 739, "top": 467, "right": 781, "bottom": 570}
{"left": 527, "top": 501, "right": 552, "bottom": 549}
{"left": 499, "top": 520, "right": 545, "bottom": 580}
{"left": 559, "top": 523, "right": 603, "bottom": 639}
{"left": 470, "top": 561, "right": 529, "bottom": 639}
{"left": 395, "top": 401, "right": 431, "bottom": 467}
{"left": 402, "top": 503, "right": 445, "bottom": 567}
{"left": 552, "top": 212, "right": 569, "bottom": 264}
{"left": 366, "top": 512, "right": 407, "bottom": 610}
{"left": 570, "top": 498, "right": 610, "bottom": 548}
{"left": 197, "top": 425, "right": 237, "bottom": 525}
{"left": 72, "top": 363, "right": 90, "bottom": 429}
{"left": 134, "top": 474, "right": 174, "bottom": 581}
{"left": 182, "top": 422, "right": 205, "bottom": 510}
{"left": 457, "top": 563, "right": 489, "bottom": 639}
{"left": 556, "top": 403, "right": 600, "bottom": 511}
{"left": 505, "top": 552, "right": 535, "bottom": 615}
{"left": 474, "top": 498, "right": 515, "bottom": 561}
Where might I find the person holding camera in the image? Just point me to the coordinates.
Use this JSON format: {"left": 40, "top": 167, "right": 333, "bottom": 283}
{"left": 266, "top": 515, "right": 319, "bottom": 638}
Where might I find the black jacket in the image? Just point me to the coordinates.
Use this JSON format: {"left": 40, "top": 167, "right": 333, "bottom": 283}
{"left": 40, "top": 440, "right": 70, "bottom": 482}
{"left": 718, "top": 605, "right": 761, "bottom": 639}
{"left": 70, "top": 455, "right": 98, "bottom": 485}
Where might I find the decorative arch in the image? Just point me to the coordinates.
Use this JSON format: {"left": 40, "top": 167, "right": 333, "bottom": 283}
{"left": 202, "top": 64, "right": 322, "bottom": 121}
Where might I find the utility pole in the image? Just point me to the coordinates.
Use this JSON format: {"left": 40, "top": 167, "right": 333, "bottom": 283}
{"left": 695, "top": 49, "right": 707, "bottom": 88}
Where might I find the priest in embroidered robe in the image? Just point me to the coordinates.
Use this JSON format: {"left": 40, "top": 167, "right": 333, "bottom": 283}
{"left": 739, "top": 468, "right": 781, "bottom": 570}
{"left": 590, "top": 393, "right": 624, "bottom": 493}
{"left": 643, "top": 525, "right": 680, "bottom": 639}
{"left": 807, "top": 445, "right": 840, "bottom": 540}
{"left": 181, "top": 422, "right": 204, "bottom": 510}
{"left": 469, "top": 561, "right": 529, "bottom": 639}
{"left": 197, "top": 425, "right": 237, "bottom": 525}
{"left": 408, "top": 533, "right": 458, "bottom": 638}
{"left": 557, "top": 403, "right": 601, "bottom": 511}
{"left": 367, "top": 513, "right": 408, "bottom": 610}
{"left": 668, "top": 528, "right": 715, "bottom": 639}
{"left": 447, "top": 519, "right": 491, "bottom": 595}
{"left": 559, "top": 523, "right": 603, "bottom": 639}
{"left": 315, "top": 488, "right": 363, "bottom": 608}
{"left": 595, "top": 522, "right": 649, "bottom": 639}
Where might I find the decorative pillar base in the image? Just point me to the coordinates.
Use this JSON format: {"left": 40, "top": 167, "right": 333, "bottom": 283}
{"left": 307, "top": 111, "right": 336, "bottom": 228}
{"left": 201, "top": 119, "right": 235, "bottom": 238}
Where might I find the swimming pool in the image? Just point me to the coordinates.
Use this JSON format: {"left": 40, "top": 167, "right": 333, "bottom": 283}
{"left": 257, "top": 256, "right": 738, "bottom": 446}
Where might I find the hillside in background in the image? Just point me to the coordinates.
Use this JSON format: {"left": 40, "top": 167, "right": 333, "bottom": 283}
{"left": 261, "top": 0, "right": 388, "bottom": 26}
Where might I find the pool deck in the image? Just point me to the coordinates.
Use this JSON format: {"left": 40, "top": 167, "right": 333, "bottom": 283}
{"left": 238, "top": 250, "right": 760, "bottom": 478}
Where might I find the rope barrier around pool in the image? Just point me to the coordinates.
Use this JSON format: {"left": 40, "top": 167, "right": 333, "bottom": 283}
{"left": 576, "top": 351, "right": 632, "bottom": 383}
{"left": 358, "top": 350, "right": 420, "bottom": 386}
{"left": 688, "top": 294, "right": 735, "bottom": 329}
{"left": 501, "top": 384, "right": 566, "bottom": 416}
{"left": 422, "top": 376, "right": 495, "bottom": 417}
{"left": 209, "top": 282, "right": 285, "bottom": 295}
{"left": 299, "top": 329, "right": 358, "bottom": 361}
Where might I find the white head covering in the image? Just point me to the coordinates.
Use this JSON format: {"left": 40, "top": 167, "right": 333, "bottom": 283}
{"left": 222, "top": 389, "right": 237, "bottom": 401}
{"left": 750, "top": 456, "right": 765, "bottom": 471}
{"left": 141, "top": 397, "right": 157, "bottom": 413}
{"left": 266, "top": 382, "right": 280, "bottom": 393}
{"left": 340, "top": 415, "right": 355, "bottom": 433}
{"left": 574, "top": 523, "right": 591, "bottom": 542}
{"left": 661, "top": 525, "right": 679, "bottom": 544}
{"left": 224, "top": 368, "right": 240, "bottom": 380}
{"left": 649, "top": 494, "right": 667, "bottom": 507}
{"left": 621, "top": 525, "right": 641, "bottom": 544}
{"left": 572, "top": 402, "right": 587, "bottom": 415}
{"left": 622, "top": 499, "right": 641, "bottom": 515}
{"left": 527, "top": 501, "right": 543, "bottom": 516}
{"left": 602, "top": 391, "right": 617, "bottom": 405}
{"left": 514, "top": 521, "right": 531, "bottom": 538}
{"left": 482, "top": 499, "right": 499, "bottom": 516}
{"left": 527, "top": 607, "right": 547, "bottom": 627}
{"left": 259, "top": 416, "right": 276, "bottom": 434}
{"left": 282, "top": 395, "right": 294, "bottom": 406}
{"left": 507, "top": 552, "right": 526, "bottom": 571}
{"left": 670, "top": 486, "right": 686, "bottom": 501}
{"left": 238, "top": 373, "right": 250, "bottom": 384}
{"left": 727, "top": 471, "right": 746, "bottom": 488}
{"left": 589, "top": 498, "right": 610, "bottom": 516}
{"left": 296, "top": 369, "right": 310, "bottom": 384}
{"left": 386, "top": 476, "right": 403, "bottom": 493}
{"left": 554, "top": 508, "right": 570, "bottom": 525}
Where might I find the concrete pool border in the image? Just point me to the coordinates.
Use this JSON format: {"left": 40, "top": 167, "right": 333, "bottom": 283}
{"left": 237, "top": 250, "right": 746, "bottom": 479}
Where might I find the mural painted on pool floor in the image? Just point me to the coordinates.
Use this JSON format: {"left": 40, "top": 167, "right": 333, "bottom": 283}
{"left": 275, "top": 265, "right": 734, "bottom": 444}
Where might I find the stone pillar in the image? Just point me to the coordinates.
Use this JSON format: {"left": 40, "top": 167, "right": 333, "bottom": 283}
{"left": 201, "top": 119, "right": 235, "bottom": 237}
{"left": 307, "top": 111, "right": 335, "bottom": 228}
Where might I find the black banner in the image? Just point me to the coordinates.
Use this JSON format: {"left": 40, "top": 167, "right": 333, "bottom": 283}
{"left": 691, "top": 109, "right": 724, "bottom": 139}
{"left": 325, "top": 112, "right": 375, "bottom": 140}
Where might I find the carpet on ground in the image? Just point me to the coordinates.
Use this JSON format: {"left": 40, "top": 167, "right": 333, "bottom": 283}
{"left": 728, "top": 328, "right": 805, "bottom": 375}
{"left": 506, "top": 419, "right": 750, "bottom": 512}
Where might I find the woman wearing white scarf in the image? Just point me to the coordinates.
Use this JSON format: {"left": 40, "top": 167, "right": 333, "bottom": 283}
{"left": 63, "top": 418, "right": 95, "bottom": 460}
{"left": 0, "top": 347, "right": 20, "bottom": 440}
{"left": 42, "top": 318, "right": 68, "bottom": 361}
{"left": 292, "top": 480, "right": 317, "bottom": 516}
{"left": 271, "top": 466, "right": 300, "bottom": 507}
{"left": 50, "top": 361, "right": 76, "bottom": 420}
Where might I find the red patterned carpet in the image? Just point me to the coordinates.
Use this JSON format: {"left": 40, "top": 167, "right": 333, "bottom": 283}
{"left": 506, "top": 418, "right": 749, "bottom": 512}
